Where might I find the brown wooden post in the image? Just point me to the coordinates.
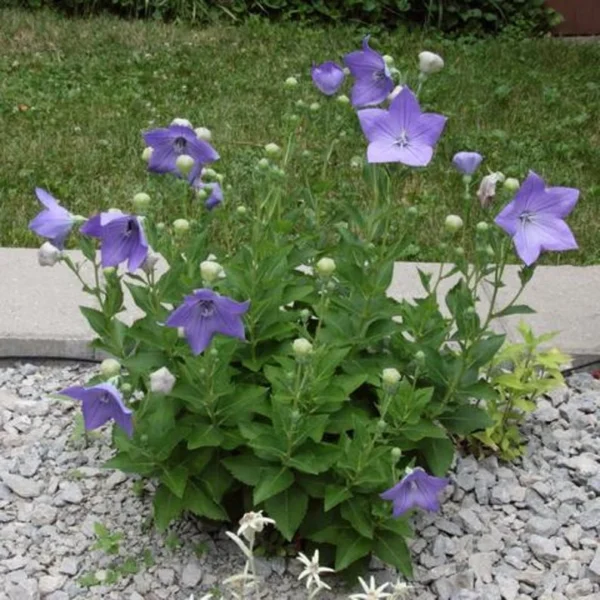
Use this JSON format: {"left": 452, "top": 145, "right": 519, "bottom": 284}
{"left": 546, "top": 0, "right": 600, "bottom": 35}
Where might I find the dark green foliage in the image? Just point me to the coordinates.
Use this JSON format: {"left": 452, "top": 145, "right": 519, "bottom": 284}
{"left": 7, "top": 0, "right": 557, "bottom": 36}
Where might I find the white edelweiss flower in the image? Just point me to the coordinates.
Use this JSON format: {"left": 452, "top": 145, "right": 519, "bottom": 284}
{"left": 418, "top": 51, "right": 444, "bottom": 75}
{"left": 349, "top": 576, "right": 391, "bottom": 600}
{"left": 389, "top": 579, "right": 413, "bottom": 599}
{"left": 297, "top": 550, "right": 334, "bottom": 591}
{"left": 236, "top": 510, "right": 275, "bottom": 542}
{"left": 171, "top": 117, "right": 193, "bottom": 129}
{"left": 195, "top": 126, "right": 212, "bottom": 141}
{"left": 38, "top": 242, "right": 62, "bottom": 267}
{"left": 149, "top": 366, "right": 176, "bottom": 395}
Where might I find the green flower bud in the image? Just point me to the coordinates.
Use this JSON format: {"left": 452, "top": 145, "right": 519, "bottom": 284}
{"left": 466, "top": 306, "right": 476, "bottom": 315}
{"left": 503, "top": 177, "right": 520, "bottom": 192}
{"left": 295, "top": 99, "right": 306, "bottom": 108}
{"left": 142, "top": 147, "right": 153, "bottom": 162}
{"left": 202, "top": 167, "right": 218, "bottom": 181}
{"left": 200, "top": 260, "right": 225, "bottom": 283}
{"left": 175, "top": 154, "right": 195, "bottom": 177}
{"left": 476, "top": 221, "right": 489, "bottom": 233}
{"left": 382, "top": 368, "right": 401, "bottom": 387}
{"left": 257, "top": 157, "right": 270, "bottom": 171}
{"left": 415, "top": 350, "right": 426, "bottom": 365}
{"left": 210, "top": 348, "right": 219, "bottom": 357}
{"left": 291, "top": 410, "right": 301, "bottom": 422}
{"left": 383, "top": 54, "right": 395, "bottom": 67}
{"left": 300, "top": 308, "right": 311, "bottom": 322}
{"left": 316, "top": 257, "right": 336, "bottom": 277}
{"left": 445, "top": 214, "right": 464, "bottom": 233}
{"left": 309, "top": 102, "right": 320, "bottom": 112}
{"left": 284, "top": 76, "right": 298, "bottom": 88}
{"left": 486, "top": 245, "right": 495, "bottom": 258}
{"left": 100, "top": 358, "right": 121, "bottom": 378}
{"left": 264, "top": 143, "right": 282, "bottom": 157}
{"left": 173, "top": 218, "right": 190, "bottom": 236}
{"left": 236, "top": 205, "right": 247, "bottom": 215}
{"left": 156, "top": 222, "right": 165, "bottom": 232}
{"left": 133, "top": 192, "right": 151, "bottom": 213}
{"left": 292, "top": 338, "right": 313, "bottom": 359}
{"left": 336, "top": 94, "right": 350, "bottom": 105}
{"left": 121, "top": 383, "right": 132, "bottom": 394}
{"left": 350, "top": 156, "right": 363, "bottom": 170}
{"left": 391, "top": 447, "right": 402, "bottom": 460}
{"left": 195, "top": 126, "right": 212, "bottom": 142}
{"left": 377, "top": 419, "right": 387, "bottom": 431}
{"left": 103, "top": 266, "right": 116, "bottom": 277}
{"left": 455, "top": 246, "right": 465, "bottom": 257}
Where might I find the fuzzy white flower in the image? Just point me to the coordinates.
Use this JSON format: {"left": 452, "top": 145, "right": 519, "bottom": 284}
{"left": 349, "top": 576, "right": 391, "bottom": 600}
{"left": 297, "top": 550, "right": 334, "bottom": 591}
{"left": 171, "top": 117, "right": 193, "bottom": 129}
{"left": 149, "top": 366, "right": 176, "bottom": 394}
{"left": 236, "top": 510, "right": 275, "bottom": 542}
{"left": 38, "top": 242, "right": 62, "bottom": 267}
{"left": 389, "top": 579, "right": 413, "bottom": 599}
{"left": 195, "top": 126, "right": 212, "bottom": 141}
{"left": 418, "top": 51, "right": 444, "bottom": 75}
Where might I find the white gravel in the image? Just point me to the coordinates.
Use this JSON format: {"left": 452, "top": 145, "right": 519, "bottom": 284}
{"left": 1, "top": 361, "right": 599, "bottom": 600}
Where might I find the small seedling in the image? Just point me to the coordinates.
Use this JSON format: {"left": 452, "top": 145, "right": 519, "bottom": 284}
{"left": 92, "top": 522, "right": 123, "bottom": 555}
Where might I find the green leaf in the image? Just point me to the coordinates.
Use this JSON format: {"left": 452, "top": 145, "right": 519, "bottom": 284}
{"left": 264, "top": 485, "right": 308, "bottom": 541}
{"left": 399, "top": 421, "right": 447, "bottom": 441}
{"left": 80, "top": 306, "right": 107, "bottom": 337}
{"left": 126, "top": 282, "right": 155, "bottom": 315}
{"left": 419, "top": 436, "right": 455, "bottom": 477}
{"left": 201, "top": 460, "right": 234, "bottom": 502}
{"left": 340, "top": 497, "right": 374, "bottom": 540}
{"left": 324, "top": 485, "right": 352, "bottom": 511}
{"left": 79, "top": 236, "right": 97, "bottom": 262}
{"left": 103, "top": 453, "right": 155, "bottom": 476}
{"left": 468, "top": 334, "right": 505, "bottom": 368}
{"left": 183, "top": 480, "right": 228, "bottom": 521}
{"left": 153, "top": 484, "right": 183, "bottom": 531}
{"left": 373, "top": 529, "right": 412, "bottom": 578}
{"left": 187, "top": 422, "right": 225, "bottom": 449}
{"left": 438, "top": 405, "right": 494, "bottom": 435}
{"left": 253, "top": 466, "right": 294, "bottom": 504}
{"left": 159, "top": 466, "right": 188, "bottom": 499}
{"left": 222, "top": 453, "right": 265, "bottom": 486}
{"left": 495, "top": 304, "right": 536, "bottom": 318}
{"left": 334, "top": 529, "right": 372, "bottom": 571}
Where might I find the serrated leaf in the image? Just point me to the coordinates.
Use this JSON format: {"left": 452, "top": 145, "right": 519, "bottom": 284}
{"left": 419, "top": 436, "right": 454, "bottom": 477}
{"left": 438, "top": 405, "right": 494, "bottom": 435}
{"left": 340, "top": 497, "right": 374, "bottom": 540}
{"left": 373, "top": 530, "right": 412, "bottom": 578}
{"left": 324, "top": 485, "right": 352, "bottom": 511}
{"left": 495, "top": 304, "right": 536, "bottom": 317}
{"left": 264, "top": 485, "right": 308, "bottom": 541}
{"left": 159, "top": 465, "right": 188, "bottom": 499}
{"left": 183, "top": 480, "right": 228, "bottom": 521}
{"left": 187, "top": 422, "right": 225, "bottom": 449}
{"left": 153, "top": 484, "right": 183, "bottom": 531}
{"left": 334, "top": 529, "right": 372, "bottom": 571}
{"left": 221, "top": 453, "right": 265, "bottom": 486}
{"left": 253, "top": 466, "right": 294, "bottom": 504}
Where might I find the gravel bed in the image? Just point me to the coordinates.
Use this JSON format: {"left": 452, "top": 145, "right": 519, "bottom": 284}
{"left": 1, "top": 361, "right": 600, "bottom": 600}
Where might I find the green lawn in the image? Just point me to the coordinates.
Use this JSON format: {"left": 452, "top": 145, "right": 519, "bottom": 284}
{"left": 1, "top": 9, "right": 599, "bottom": 264}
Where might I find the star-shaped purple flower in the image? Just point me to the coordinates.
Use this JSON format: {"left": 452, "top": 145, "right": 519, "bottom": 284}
{"left": 357, "top": 87, "right": 447, "bottom": 166}
{"left": 29, "top": 188, "right": 74, "bottom": 249}
{"left": 80, "top": 211, "right": 148, "bottom": 272}
{"left": 343, "top": 36, "right": 394, "bottom": 107}
{"left": 452, "top": 151, "right": 483, "bottom": 175}
{"left": 166, "top": 289, "right": 250, "bottom": 355}
{"left": 380, "top": 467, "right": 449, "bottom": 517}
{"left": 495, "top": 171, "right": 579, "bottom": 266}
{"left": 60, "top": 382, "right": 133, "bottom": 437}
{"left": 311, "top": 61, "right": 345, "bottom": 96}
{"left": 143, "top": 125, "right": 219, "bottom": 177}
{"left": 191, "top": 178, "right": 223, "bottom": 210}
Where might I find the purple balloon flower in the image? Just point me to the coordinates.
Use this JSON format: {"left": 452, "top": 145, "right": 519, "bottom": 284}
{"left": 343, "top": 36, "right": 394, "bottom": 107}
{"left": 357, "top": 87, "right": 447, "bottom": 166}
{"left": 311, "top": 61, "right": 345, "bottom": 96}
{"left": 81, "top": 211, "right": 148, "bottom": 272}
{"left": 204, "top": 183, "right": 223, "bottom": 210}
{"left": 29, "top": 188, "right": 74, "bottom": 249}
{"left": 60, "top": 382, "right": 133, "bottom": 437}
{"left": 452, "top": 151, "right": 483, "bottom": 175}
{"left": 143, "top": 125, "right": 219, "bottom": 177}
{"left": 495, "top": 171, "right": 579, "bottom": 266}
{"left": 380, "top": 467, "right": 449, "bottom": 518}
{"left": 166, "top": 289, "right": 250, "bottom": 355}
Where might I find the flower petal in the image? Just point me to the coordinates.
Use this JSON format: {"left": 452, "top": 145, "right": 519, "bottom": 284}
{"left": 411, "top": 113, "right": 447, "bottom": 148}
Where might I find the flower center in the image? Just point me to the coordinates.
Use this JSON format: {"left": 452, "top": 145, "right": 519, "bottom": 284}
{"left": 373, "top": 69, "right": 387, "bottom": 82}
{"left": 173, "top": 136, "right": 187, "bottom": 154}
{"left": 395, "top": 130, "right": 409, "bottom": 147}
{"left": 125, "top": 218, "right": 136, "bottom": 236}
{"left": 197, "top": 299, "right": 215, "bottom": 317}
{"left": 99, "top": 393, "right": 111, "bottom": 404}
{"left": 519, "top": 211, "right": 535, "bottom": 224}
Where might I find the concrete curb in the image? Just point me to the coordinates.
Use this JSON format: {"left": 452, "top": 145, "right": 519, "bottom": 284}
{"left": 1, "top": 249, "right": 598, "bottom": 363}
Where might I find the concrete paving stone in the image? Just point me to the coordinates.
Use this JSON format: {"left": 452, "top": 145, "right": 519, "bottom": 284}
{"left": 0, "top": 250, "right": 597, "bottom": 361}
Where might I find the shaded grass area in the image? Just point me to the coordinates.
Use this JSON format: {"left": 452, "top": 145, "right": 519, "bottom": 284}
{"left": 1, "top": 8, "right": 599, "bottom": 264}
